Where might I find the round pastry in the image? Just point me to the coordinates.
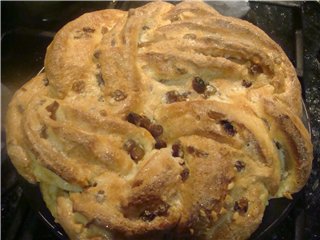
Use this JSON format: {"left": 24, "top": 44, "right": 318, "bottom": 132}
{"left": 6, "top": 2, "right": 313, "bottom": 240}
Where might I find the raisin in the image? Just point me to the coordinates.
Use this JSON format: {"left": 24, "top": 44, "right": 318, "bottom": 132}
{"left": 140, "top": 116, "right": 152, "bottom": 129}
{"left": 234, "top": 198, "right": 248, "bottom": 214}
{"left": 242, "top": 80, "right": 252, "bottom": 88}
{"left": 165, "top": 90, "right": 188, "bottom": 104}
{"left": 234, "top": 161, "right": 245, "bottom": 172}
{"left": 74, "top": 35, "right": 82, "bottom": 39}
{"left": 72, "top": 81, "right": 85, "bottom": 93}
{"left": 123, "top": 139, "right": 137, "bottom": 152}
{"left": 96, "top": 73, "right": 105, "bottom": 86}
{"left": 124, "top": 139, "right": 145, "bottom": 162}
{"left": 149, "top": 124, "right": 163, "bottom": 138}
{"left": 45, "top": 101, "right": 59, "bottom": 120}
{"left": 127, "top": 112, "right": 143, "bottom": 125}
{"left": 130, "top": 145, "right": 145, "bottom": 162}
{"left": 142, "top": 26, "right": 150, "bottom": 30}
{"left": 126, "top": 113, "right": 165, "bottom": 140}
{"left": 249, "top": 64, "right": 263, "bottom": 75}
{"left": 172, "top": 141, "right": 184, "bottom": 158}
{"left": 155, "top": 139, "right": 167, "bottom": 149}
{"left": 220, "top": 120, "right": 236, "bottom": 136}
{"left": 180, "top": 167, "right": 190, "bottom": 181}
{"left": 165, "top": 90, "right": 180, "bottom": 103}
{"left": 127, "top": 113, "right": 152, "bottom": 129}
{"left": 82, "top": 27, "right": 95, "bottom": 33}
{"left": 192, "top": 77, "right": 206, "bottom": 94}
{"left": 40, "top": 125, "right": 48, "bottom": 139}
{"left": 111, "top": 90, "right": 127, "bottom": 101}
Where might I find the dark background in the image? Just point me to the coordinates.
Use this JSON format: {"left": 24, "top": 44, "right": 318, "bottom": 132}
{"left": 2, "top": 2, "right": 320, "bottom": 240}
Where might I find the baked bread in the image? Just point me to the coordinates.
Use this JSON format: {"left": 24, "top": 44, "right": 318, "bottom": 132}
{"left": 6, "top": 2, "right": 313, "bottom": 240}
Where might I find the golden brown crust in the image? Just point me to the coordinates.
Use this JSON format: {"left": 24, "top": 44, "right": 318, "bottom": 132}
{"left": 6, "top": 73, "right": 49, "bottom": 183}
{"left": 6, "top": 2, "right": 313, "bottom": 240}
{"left": 261, "top": 98, "right": 313, "bottom": 195}
{"left": 45, "top": 9, "right": 126, "bottom": 99}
